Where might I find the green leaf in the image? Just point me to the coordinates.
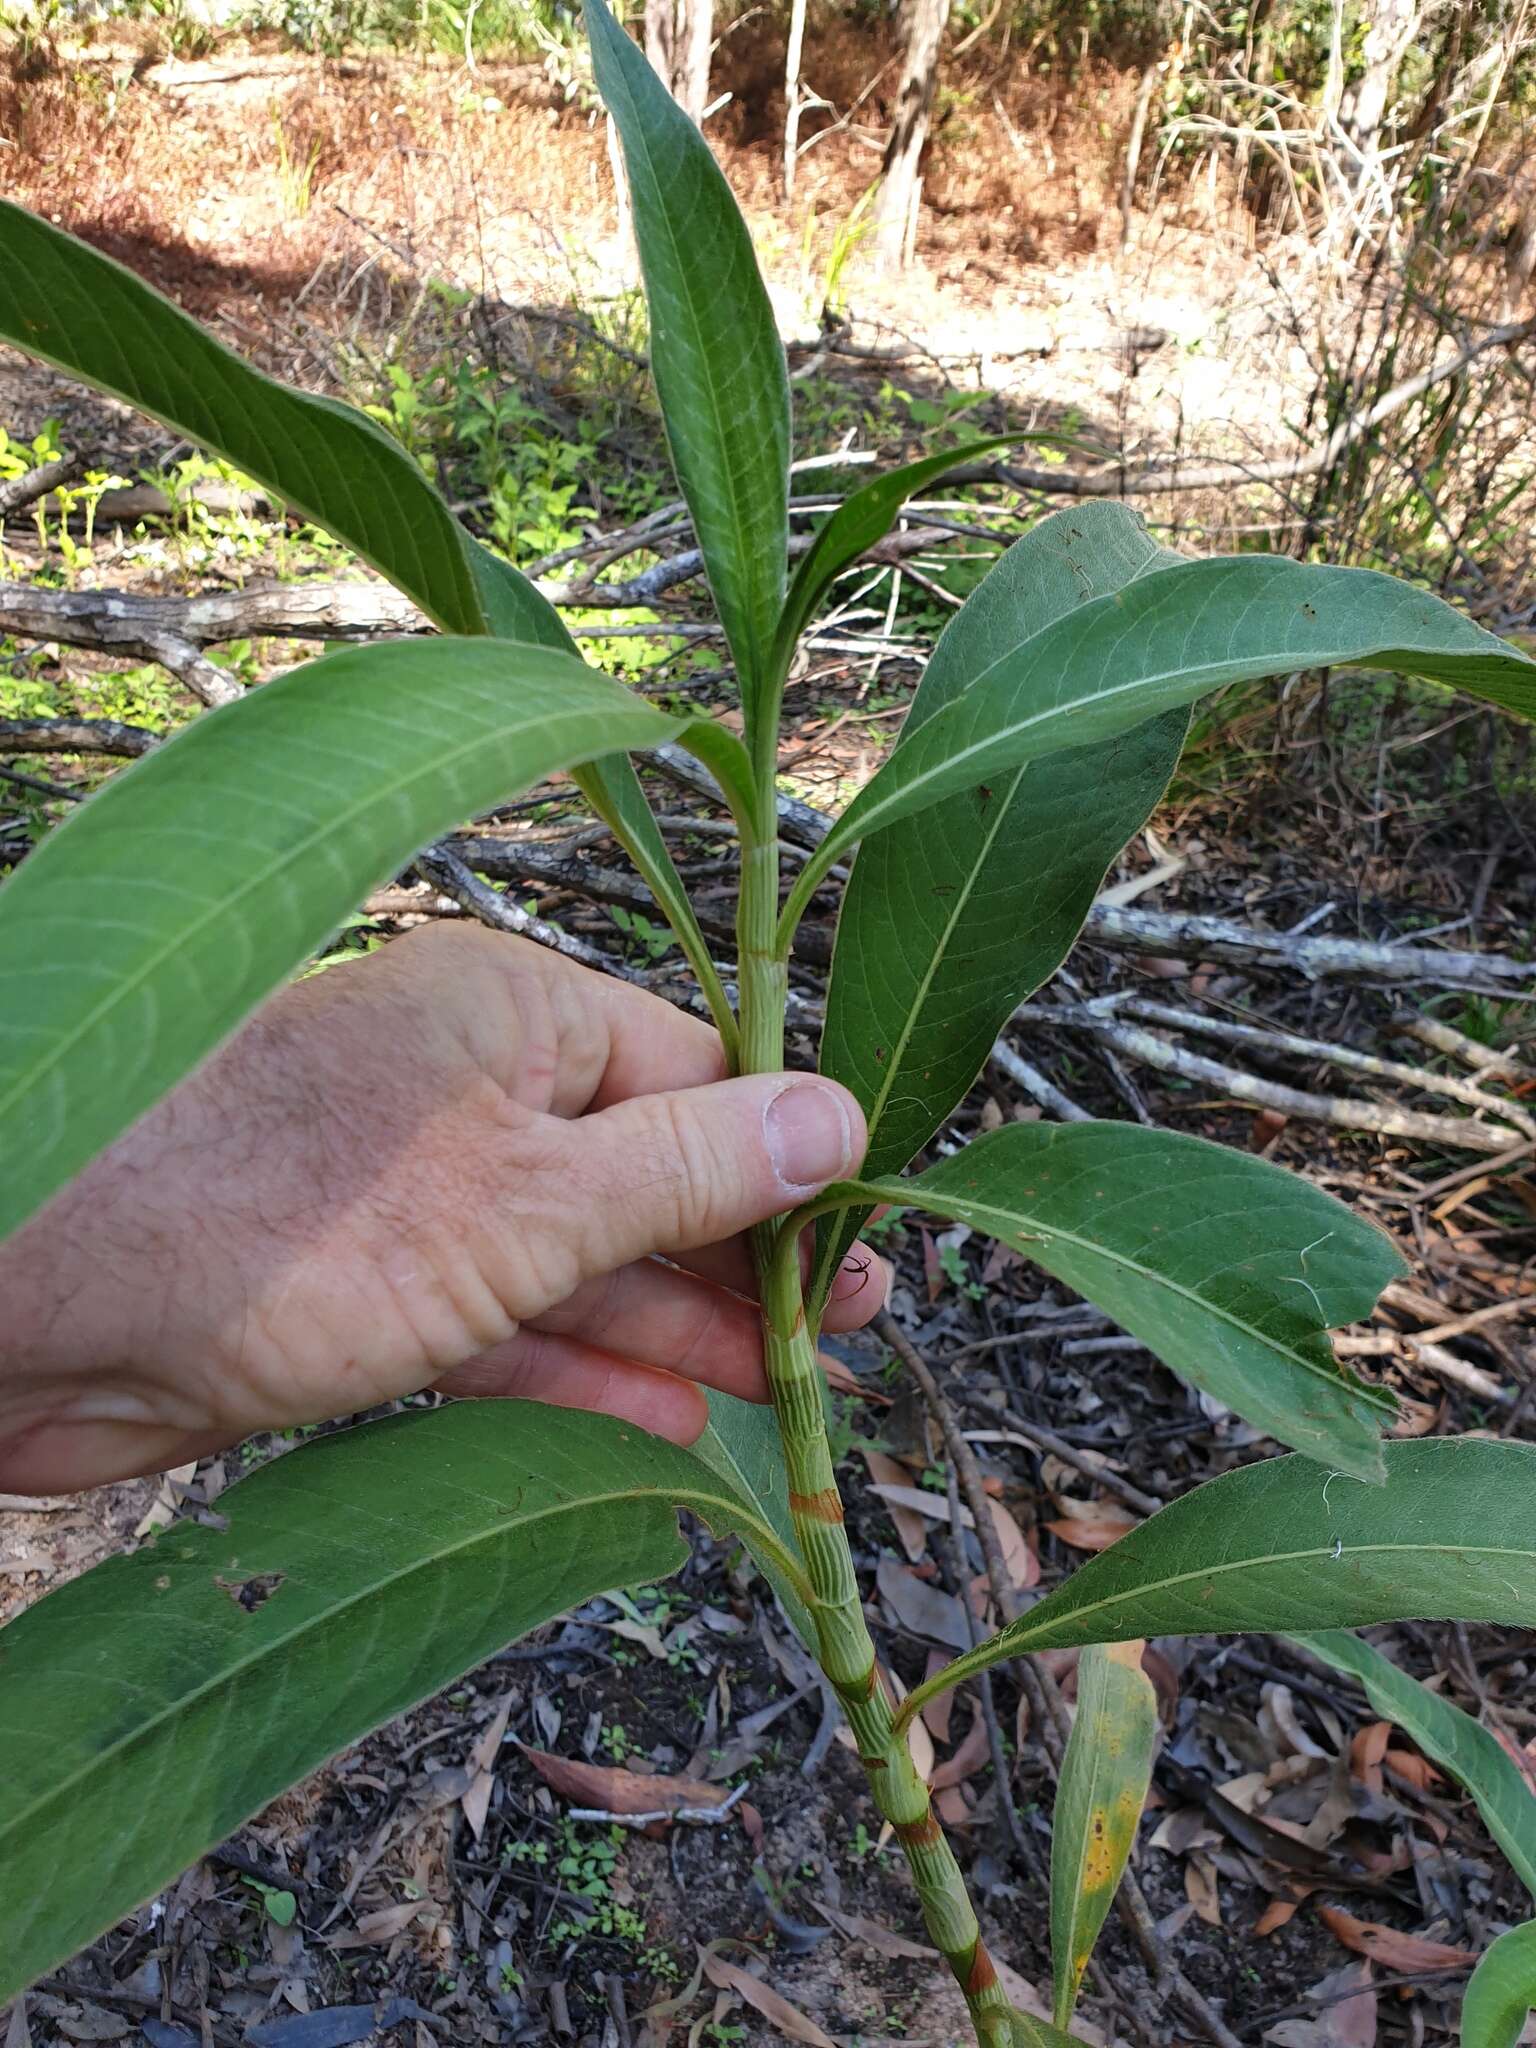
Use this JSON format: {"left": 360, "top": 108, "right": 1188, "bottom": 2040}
{"left": 771, "top": 433, "right": 1094, "bottom": 678}
{"left": 585, "top": 0, "right": 790, "bottom": 758}
{"left": 1050, "top": 1641, "right": 1158, "bottom": 2028}
{"left": 1294, "top": 1630, "right": 1536, "bottom": 1900}
{"left": 859, "top": 1120, "right": 1404, "bottom": 1477}
{"left": 813, "top": 504, "right": 1188, "bottom": 1307}
{"left": 786, "top": 554, "right": 1536, "bottom": 917}
{"left": 0, "top": 638, "right": 683, "bottom": 1245}
{"left": 1463, "top": 1920, "right": 1536, "bottom": 2048}
{"left": 0, "top": 198, "right": 495, "bottom": 638}
{"left": 0, "top": 1400, "right": 797, "bottom": 1999}
{"left": 898, "top": 1439, "right": 1536, "bottom": 1727}
{"left": 695, "top": 1389, "right": 813, "bottom": 1642}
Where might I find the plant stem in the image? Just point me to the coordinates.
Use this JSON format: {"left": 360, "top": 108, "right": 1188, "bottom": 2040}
{"left": 735, "top": 805, "right": 1022, "bottom": 2047}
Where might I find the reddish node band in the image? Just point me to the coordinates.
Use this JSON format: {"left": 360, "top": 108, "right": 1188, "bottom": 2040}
{"left": 962, "top": 1940, "right": 999, "bottom": 1996}
{"left": 788, "top": 1487, "right": 845, "bottom": 1523}
{"left": 893, "top": 1810, "right": 943, "bottom": 1850}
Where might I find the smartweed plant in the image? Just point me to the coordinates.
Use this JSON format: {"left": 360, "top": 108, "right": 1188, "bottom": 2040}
{"left": 3, "top": 10, "right": 1536, "bottom": 2038}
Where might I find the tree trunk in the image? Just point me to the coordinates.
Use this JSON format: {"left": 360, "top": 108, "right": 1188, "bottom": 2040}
{"left": 783, "top": 0, "right": 809, "bottom": 201}
{"left": 872, "top": 0, "right": 950, "bottom": 269}
{"left": 643, "top": 0, "right": 712, "bottom": 123}
{"left": 1338, "top": 0, "right": 1423, "bottom": 181}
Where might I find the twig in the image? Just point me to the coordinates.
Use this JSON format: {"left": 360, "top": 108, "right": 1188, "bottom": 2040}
{"left": 1111, "top": 995, "right": 1536, "bottom": 1138}
{"left": 414, "top": 845, "right": 650, "bottom": 980}
{"left": 1023, "top": 1004, "right": 1529, "bottom": 1153}
{"left": 962, "top": 1426, "right": 1163, "bottom": 1518}
{"left": 567, "top": 1784, "right": 749, "bottom": 1828}
{"left": 0, "top": 714, "right": 160, "bottom": 759}
{"left": 988, "top": 1039, "right": 1094, "bottom": 1121}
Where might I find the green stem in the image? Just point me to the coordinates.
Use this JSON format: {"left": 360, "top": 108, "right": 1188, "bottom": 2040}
{"left": 735, "top": 809, "right": 1020, "bottom": 2046}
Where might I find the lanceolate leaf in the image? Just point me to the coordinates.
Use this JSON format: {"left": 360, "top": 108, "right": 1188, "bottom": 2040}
{"left": 0, "top": 1401, "right": 800, "bottom": 2000}
{"left": 771, "top": 433, "right": 1095, "bottom": 677}
{"left": 0, "top": 639, "right": 684, "bottom": 1246}
{"left": 696, "top": 1389, "right": 813, "bottom": 1641}
{"left": 897, "top": 1440, "right": 1536, "bottom": 1728}
{"left": 814, "top": 505, "right": 1188, "bottom": 1307}
{"left": 1462, "top": 1920, "right": 1536, "bottom": 2048}
{"left": 1294, "top": 1630, "right": 1536, "bottom": 1899}
{"left": 586, "top": 0, "right": 790, "bottom": 760}
{"left": 860, "top": 1120, "right": 1404, "bottom": 1477}
{"left": 0, "top": 204, "right": 725, "bottom": 1043}
{"left": 1050, "top": 1642, "right": 1158, "bottom": 2028}
{"left": 0, "top": 199, "right": 492, "bottom": 637}
{"left": 785, "top": 555, "right": 1536, "bottom": 917}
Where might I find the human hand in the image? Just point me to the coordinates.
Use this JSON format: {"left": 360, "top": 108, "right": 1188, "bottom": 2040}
{"left": 0, "top": 925, "right": 884, "bottom": 1493}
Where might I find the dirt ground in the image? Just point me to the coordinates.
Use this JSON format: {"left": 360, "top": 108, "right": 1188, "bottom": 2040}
{"left": 5, "top": 28, "right": 1536, "bottom": 2048}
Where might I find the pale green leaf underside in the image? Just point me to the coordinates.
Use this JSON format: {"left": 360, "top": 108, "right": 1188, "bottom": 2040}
{"left": 866, "top": 1119, "right": 1404, "bottom": 1478}
{"left": 1050, "top": 1642, "right": 1158, "bottom": 2027}
{"left": 1463, "top": 1920, "right": 1536, "bottom": 2048}
{"left": 585, "top": 0, "right": 789, "bottom": 729}
{"left": 0, "top": 639, "right": 683, "bottom": 1245}
{"left": 906, "top": 1440, "right": 1536, "bottom": 1717}
{"left": 819, "top": 554, "right": 1536, "bottom": 870}
{"left": 815, "top": 504, "right": 1189, "bottom": 1306}
{"left": 0, "top": 1400, "right": 788, "bottom": 2000}
{"left": 1294, "top": 1630, "right": 1536, "bottom": 1899}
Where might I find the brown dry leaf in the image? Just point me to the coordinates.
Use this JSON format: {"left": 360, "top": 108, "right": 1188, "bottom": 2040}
{"left": 1265, "top": 1960, "right": 1377, "bottom": 2048}
{"left": 1349, "top": 1722, "right": 1391, "bottom": 1796}
{"left": 1261, "top": 1684, "right": 1330, "bottom": 1760}
{"left": 461, "top": 1694, "right": 513, "bottom": 1843}
{"left": 1255, "top": 1895, "right": 1303, "bottom": 1937}
{"left": 930, "top": 1713, "right": 991, "bottom": 1793}
{"left": 699, "top": 1951, "right": 836, "bottom": 2047}
{"left": 1186, "top": 1853, "right": 1223, "bottom": 1927}
{"left": 986, "top": 1497, "right": 1039, "bottom": 1589}
{"left": 922, "top": 1648, "right": 956, "bottom": 1744}
{"left": 5, "top": 1999, "right": 32, "bottom": 2048}
{"left": 875, "top": 1555, "right": 971, "bottom": 1649}
{"left": 1015, "top": 1689, "right": 1031, "bottom": 1751}
{"left": 935, "top": 1784, "right": 972, "bottom": 1827}
{"left": 1388, "top": 1393, "right": 1442, "bottom": 1437}
{"left": 814, "top": 1902, "right": 938, "bottom": 1960}
{"left": 1046, "top": 1506, "right": 1140, "bottom": 1552}
{"left": 518, "top": 1745, "right": 729, "bottom": 1819}
{"left": 861, "top": 1450, "right": 930, "bottom": 1563}
{"left": 330, "top": 1898, "right": 426, "bottom": 1948}
{"left": 1383, "top": 1747, "right": 1443, "bottom": 1791}
{"left": 1316, "top": 1906, "right": 1476, "bottom": 1972}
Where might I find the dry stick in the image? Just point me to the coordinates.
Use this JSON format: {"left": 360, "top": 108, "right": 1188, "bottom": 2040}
{"left": 877, "top": 1309, "right": 1244, "bottom": 2048}
{"left": 1023, "top": 1004, "right": 1528, "bottom": 1154}
{"left": 1110, "top": 995, "right": 1536, "bottom": 1138}
{"left": 413, "top": 844, "right": 648, "bottom": 980}
{"left": 0, "top": 714, "right": 160, "bottom": 759}
{"left": 963, "top": 1427, "right": 1163, "bottom": 1520}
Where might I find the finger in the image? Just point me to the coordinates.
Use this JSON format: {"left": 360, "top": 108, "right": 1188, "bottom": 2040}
{"left": 538, "top": 1073, "right": 866, "bottom": 1289}
{"left": 433, "top": 1332, "right": 710, "bottom": 1444}
{"left": 674, "top": 1235, "right": 888, "bottom": 1324}
{"left": 821, "top": 1246, "right": 890, "bottom": 1330}
{"left": 525, "top": 1259, "right": 768, "bottom": 1401}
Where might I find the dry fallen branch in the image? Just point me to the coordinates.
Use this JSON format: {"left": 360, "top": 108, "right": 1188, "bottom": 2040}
{"left": 1021, "top": 1003, "right": 1528, "bottom": 1153}
{"left": 0, "top": 455, "right": 82, "bottom": 520}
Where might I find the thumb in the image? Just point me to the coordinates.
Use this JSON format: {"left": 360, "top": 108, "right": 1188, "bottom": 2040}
{"left": 552, "top": 1072, "right": 867, "bottom": 1283}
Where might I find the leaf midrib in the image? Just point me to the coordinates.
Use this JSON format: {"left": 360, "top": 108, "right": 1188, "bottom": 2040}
{"left": 0, "top": 1472, "right": 772, "bottom": 1840}
{"left": 882, "top": 1181, "right": 1393, "bottom": 1414}
{"left": 0, "top": 683, "right": 669, "bottom": 1127}
{"left": 1013, "top": 1540, "right": 1536, "bottom": 1652}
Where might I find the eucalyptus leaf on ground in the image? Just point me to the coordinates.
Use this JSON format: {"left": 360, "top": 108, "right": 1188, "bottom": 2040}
{"left": 1462, "top": 1919, "right": 1536, "bottom": 2048}
{"left": 815, "top": 504, "right": 1189, "bottom": 1304}
{"left": 858, "top": 1118, "right": 1403, "bottom": 1477}
{"left": 1049, "top": 1641, "right": 1158, "bottom": 2026}
{"left": 899, "top": 1439, "right": 1536, "bottom": 1724}
{"left": 0, "top": 639, "right": 685, "bottom": 1245}
{"left": 0, "top": 1401, "right": 794, "bottom": 1999}
{"left": 1294, "top": 1629, "right": 1536, "bottom": 1898}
